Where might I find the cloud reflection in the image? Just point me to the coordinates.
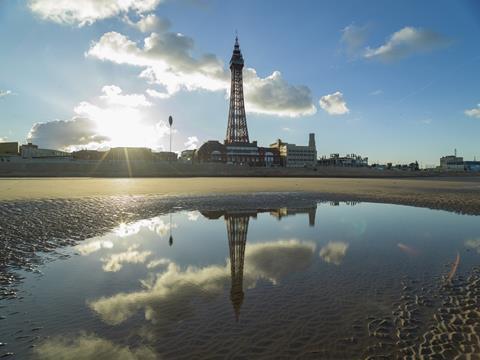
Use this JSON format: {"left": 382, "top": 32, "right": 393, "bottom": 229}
{"left": 115, "top": 217, "right": 176, "bottom": 238}
{"left": 465, "top": 238, "right": 480, "bottom": 254}
{"left": 101, "top": 245, "right": 152, "bottom": 272}
{"left": 319, "top": 241, "right": 349, "bottom": 265}
{"left": 146, "top": 258, "right": 171, "bottom": 269}
{"left": 89, "top": 240, "right": 316, "bottom": 326}
{"left": 76, "top": 239, "right": 114, "bottom": 255}
{"left": 244, "top": 240, "right": 316, "bottom": 285}
{"left": 186, "top": 211, "right": 200, "bottom": 221}
{"left": 34, "top": 333, "right": 157, "bottom": 360}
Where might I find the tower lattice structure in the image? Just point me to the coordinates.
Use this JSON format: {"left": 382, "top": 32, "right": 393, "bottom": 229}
{"left": 225, "top": 214, "right": 249, "bottom": 321}
{"left": 225, "top": 37, "right": 249, "bottom": 144}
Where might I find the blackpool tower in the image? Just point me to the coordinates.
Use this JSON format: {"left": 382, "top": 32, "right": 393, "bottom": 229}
{"left": 225, "top": 37, "right": 249, "bottom": 144}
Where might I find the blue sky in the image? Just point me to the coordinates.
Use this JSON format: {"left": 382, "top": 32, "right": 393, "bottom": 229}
{"left": 0, "top": 0, "right": 479, "bottom": 165}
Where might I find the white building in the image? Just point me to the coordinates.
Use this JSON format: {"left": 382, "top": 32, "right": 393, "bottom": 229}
{"left": 20, "top": 143, "right": 71, "bottom": 159}
{"left": 440, "top": 154, "right": 464, "bottom": 171}
{"left": 270, "top": 133, "right": 317, "bottom": 168}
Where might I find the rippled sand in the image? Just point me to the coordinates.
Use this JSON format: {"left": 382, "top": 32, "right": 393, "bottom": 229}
{"left": 1, "top": 177, "right": 480, "bottom": 214}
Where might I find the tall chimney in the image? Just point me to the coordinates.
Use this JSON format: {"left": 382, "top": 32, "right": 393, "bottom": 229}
{"left": 308, "top": 133, "right": 316, "bottom": 149}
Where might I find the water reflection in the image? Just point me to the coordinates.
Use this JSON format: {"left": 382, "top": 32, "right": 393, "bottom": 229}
{"left": 89, "top": 204, "right": 318, "bottom": 326}
{"left": 319, "top": 241, "right": 349, "bottom": 265}
{"left": 202, "top": 204, "right": 318, "bottom": 320}
{"left": 465, "top": 238, "right": 480, "bottom": 254}
{"left": 4, "top": 200, "right": 480, "bottom": 359}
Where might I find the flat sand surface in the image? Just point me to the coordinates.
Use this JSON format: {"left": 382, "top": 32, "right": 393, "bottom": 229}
{"left": 1, "top": 177, "right": 480, "bottom": 214}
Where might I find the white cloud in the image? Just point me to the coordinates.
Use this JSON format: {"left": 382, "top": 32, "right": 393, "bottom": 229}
{"left": 364, "top": 26, "right": 450, "bottom": 61}
{"left": 243, "top": 70, "right": 316, "bottom": 117}
{"left": 319, "top": 241, "right": 349, "bottom": 265}
{"left": 127, "top": 13, "right": 171, "bottom": 33}
{"left": 35, "top": 333, "right": 157, "bottom": 360}
{"left": 100, "top": 85, "right": 151, "bottom": 107}
{"left": 465, "top": 104, "right": 480, "bottom": 118}
{"left": 27, "top": 85, "right": 170, "bottom": 151}
{"left": 184, "top": 136, "right": 198, "bottom": 150}
{"left": 101, "top": 245, "right": 152, "bottom": 272}
{"left": 319, "top": 91, "right": 350, "bottom": 115}
{"left": 27, "top": 117, "right": 110, "bottom": 151}
{"left": 0, "top": 90, "right": 12, "bottom": 98}
{"left": 370, "top": 89, "right": 383, "bottom": 96}
{"left": 146, "top": 88, "right": 170, "bottom": 99}
{"left": 341, "top": 23, "right": 369, "bottom": 57}
{"left": 29, "top": 0, "right": 163, "bottom": 26}
{"left": 86, "top": 31, "right": 316, "bottom": 117}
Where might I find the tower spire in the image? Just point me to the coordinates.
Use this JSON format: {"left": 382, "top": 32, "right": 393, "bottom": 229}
{"left": 225, "top": 36, "right": 249, "bottom": 144}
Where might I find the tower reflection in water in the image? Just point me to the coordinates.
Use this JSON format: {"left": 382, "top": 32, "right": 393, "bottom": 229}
{"left": 201, "top": 203, "right": 317, "bottom": 321}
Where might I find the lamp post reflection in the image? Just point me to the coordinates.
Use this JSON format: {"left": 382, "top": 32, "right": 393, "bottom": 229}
{"left": 169, "top": 213, "right": 173, "bottom": 246}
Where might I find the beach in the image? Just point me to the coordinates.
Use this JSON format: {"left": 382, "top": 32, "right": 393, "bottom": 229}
{"left": 1, "top": 176, "right": 479, "bottom": 214}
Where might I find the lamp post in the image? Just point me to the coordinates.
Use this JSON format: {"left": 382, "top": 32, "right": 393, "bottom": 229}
{"left": 168, "top": 115, "right": 173, "bottom": 162}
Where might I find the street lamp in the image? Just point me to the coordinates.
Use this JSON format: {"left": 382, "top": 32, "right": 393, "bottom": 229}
{"left": 168, "top": 115, "right": 173, "bottom": 162}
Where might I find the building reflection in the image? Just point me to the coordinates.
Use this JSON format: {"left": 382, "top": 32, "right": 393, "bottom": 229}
{"left": 201, "top": 203, "right": 317, "bottom": 321}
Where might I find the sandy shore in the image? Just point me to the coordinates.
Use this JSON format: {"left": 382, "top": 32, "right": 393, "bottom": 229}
{"left": 1, "top": 177, "right": 480, "bottom": 214}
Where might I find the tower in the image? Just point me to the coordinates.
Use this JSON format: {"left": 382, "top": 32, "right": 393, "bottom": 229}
{"left": 308, "top": 133, "right": 316, "bottom": 149}
{"left": 225, "top": 37, "right": 249, "bottom": 144}
{"left": 225, "top": 214, "right": 249, "bottom": 321}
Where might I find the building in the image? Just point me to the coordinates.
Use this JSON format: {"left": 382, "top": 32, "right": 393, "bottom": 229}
{"left": 258, "top": 146, "right": 280, "bottom": 167}
{"left": 317, "top": 153, "right": 368, "bottom": 167}
{"left": 195, "top": 141, "right": 227, "bottom": 163}
{"left": 270, "top": 133, "right": 317, "bottom": 168}
{"left": 464, "top": 161, "right": 480, "bottom": 172}
{"left": 225, "top": 141, "right": 260, "bottom": 166}
{"left": 179, "top": 149, "right": 196, "bottom": 162}
{"left": 0, "top": 142, "right": 19, "bottom": 156}
{"left": 440, "top": 154, "right": 464, "bottom": 170}
{"left": 154, "top": 151, "right": 177, "bottom": 162}
{"left": 105, "top": 147, "right": 153, "bottom": 161}
{"left": 20, "top": 143, "right": 70, "bottom": 159}
{"left": 72, "top": 149, "right": 106, "bottom": 160}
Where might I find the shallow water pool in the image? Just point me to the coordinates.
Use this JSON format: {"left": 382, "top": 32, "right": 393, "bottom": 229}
{"left": 1, "top": 200, "right": 480, "bottom": 359}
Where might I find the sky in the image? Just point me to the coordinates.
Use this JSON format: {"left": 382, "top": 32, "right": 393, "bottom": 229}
{"left": 0, "top": 0, "right": 479, "bottom": 166}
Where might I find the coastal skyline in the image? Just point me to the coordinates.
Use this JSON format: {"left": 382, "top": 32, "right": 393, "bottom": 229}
{"left": 1, "top": 0, "right": 480, "bottom": 165}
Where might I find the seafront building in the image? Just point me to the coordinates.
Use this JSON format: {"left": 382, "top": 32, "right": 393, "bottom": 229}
{"left": 440, "top": 154, "right": 465, "bottom": 171}
{"left": 179, "top": 150, "right": 195, "bottom": 163}
{"left": 0, "top": 142, "right": 19, "bottom": 156}
{"left": 317, "top": 153, "right": 368, "bottom": 167}
{"left": 20, "top": 143, "right": 70, "bottom": 159}
{"left": 270, "top": 134, "right": 317, "bottom": 168}
{"left": 440, "top": 151, "right": 480, "bottom": 172}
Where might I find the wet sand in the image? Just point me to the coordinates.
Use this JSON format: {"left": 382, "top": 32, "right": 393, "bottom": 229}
{"left": 1, "top": 177, "right": 480, "bottom": 214}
